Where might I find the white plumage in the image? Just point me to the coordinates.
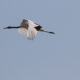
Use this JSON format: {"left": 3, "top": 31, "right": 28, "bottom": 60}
{"left": 18, "top": 28, "right": 27, "bottom": 35}
{"left": 18, "top": 19, "right": 38, "bottom": 39}
{"left": 26, "top": 20, "right": 38, "bottom": 39}
{"left": 4, "top": 19, "right": 55, "bottom": 40}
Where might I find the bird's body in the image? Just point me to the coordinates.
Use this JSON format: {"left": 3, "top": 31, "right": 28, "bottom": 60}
{"left": 4, "top": 19, "right": 55, "bottom": 40}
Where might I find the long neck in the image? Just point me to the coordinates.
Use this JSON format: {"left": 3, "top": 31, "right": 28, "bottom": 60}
{"left": 4, "top": 26, "right": 19, "bottom": 29}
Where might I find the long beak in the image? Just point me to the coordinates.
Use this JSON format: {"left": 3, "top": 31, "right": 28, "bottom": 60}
{"left": 4, "top": 27, "right": 8, "bottom": 29}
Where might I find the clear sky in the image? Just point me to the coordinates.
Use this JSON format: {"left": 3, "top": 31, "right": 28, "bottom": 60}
{"left": 0, "top": 0, "right": 80, "bottom": 80}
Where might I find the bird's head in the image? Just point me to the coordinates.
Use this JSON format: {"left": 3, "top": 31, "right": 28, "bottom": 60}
{"left": 3, "top": 26, "right": 12, "bottom": 29}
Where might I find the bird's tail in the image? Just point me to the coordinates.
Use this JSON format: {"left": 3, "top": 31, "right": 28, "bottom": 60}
{"left": 40, "top": 28, "right": 55, "bottom": 34}
{"left": 4, "top": 26, "right": 19, "bottom": 29}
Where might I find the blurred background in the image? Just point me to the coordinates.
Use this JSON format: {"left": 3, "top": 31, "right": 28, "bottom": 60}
{"left": 0, "top": 0, "right": 80, "bottom": 80}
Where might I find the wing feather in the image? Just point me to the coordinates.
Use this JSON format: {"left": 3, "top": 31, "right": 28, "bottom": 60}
{"left": 27, "top": 27, "right": 37, "bottom": 40}
{"left": 18, "top": 28, "right": 27, "bottom": 35}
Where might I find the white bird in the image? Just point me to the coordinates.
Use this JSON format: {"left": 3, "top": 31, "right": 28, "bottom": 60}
{"left": 4, "top": 19, "right": 55, "bottom": 40}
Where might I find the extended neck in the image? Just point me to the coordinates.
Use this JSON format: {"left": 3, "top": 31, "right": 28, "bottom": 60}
{"left": 4, "top": 26, "right": 20, "bottom": 29}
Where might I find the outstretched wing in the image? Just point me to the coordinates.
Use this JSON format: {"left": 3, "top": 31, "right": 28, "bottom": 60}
{"left": 20, "top": 19, "right": 28, "bottom": 29}
{"left": 27, "top": 26, "right": 38, "bottom": 40}
{"left": 19, "top": 19, "right": 38, "bottom": 39}
{"left": 27, "top": 20, "right": 38, "bottom": 40}
{"left": 18, "top": 19, "right": 28, "bottom": 35}
{"left": 18, "top": 28, "right": 27, "bottom": 35}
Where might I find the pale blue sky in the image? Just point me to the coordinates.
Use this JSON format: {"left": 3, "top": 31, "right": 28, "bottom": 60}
{"left": 0, "top": 0, "right": 80, "bottom": 80}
